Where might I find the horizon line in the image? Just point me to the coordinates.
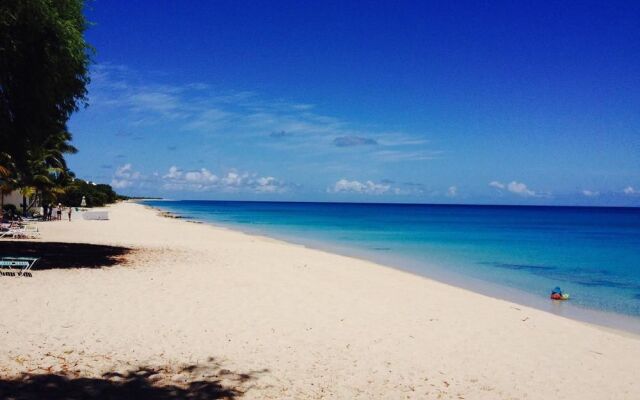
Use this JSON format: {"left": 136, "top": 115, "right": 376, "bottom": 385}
{"left": 135, "top": 198, "right": 640, "bottom": 210}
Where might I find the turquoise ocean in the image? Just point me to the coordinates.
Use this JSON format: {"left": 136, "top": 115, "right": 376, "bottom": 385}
{"left": 144, "top": 200, "right": 640, "bottom": 332}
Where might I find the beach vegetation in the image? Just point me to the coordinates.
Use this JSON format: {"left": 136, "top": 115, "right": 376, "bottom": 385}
{"left": 58, "top": 179, "right": 118, "bottom": 207}
{"left": 0, "top": 1, "right": 122, "bottom": 211}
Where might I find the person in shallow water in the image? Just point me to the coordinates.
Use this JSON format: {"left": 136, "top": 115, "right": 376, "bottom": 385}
{"left": 550, "top": 286, "right": 566, "bottom": 300}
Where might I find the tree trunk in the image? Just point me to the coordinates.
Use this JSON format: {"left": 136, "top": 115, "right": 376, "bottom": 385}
{"left": 28, "top": 190, "right": 40, "bottom": 211}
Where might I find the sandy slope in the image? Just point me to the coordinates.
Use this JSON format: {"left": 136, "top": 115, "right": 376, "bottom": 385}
{"left": 1, "top": 202, "right": 639, "bottom": 399}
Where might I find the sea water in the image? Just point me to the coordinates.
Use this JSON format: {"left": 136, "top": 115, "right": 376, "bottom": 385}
{"left": 144, "top": 200, "right": 640, "bottom": 331}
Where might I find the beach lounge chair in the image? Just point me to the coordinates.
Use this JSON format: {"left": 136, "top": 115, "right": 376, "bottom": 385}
{"left": 0, "top": 257, "right": 38, "bottom": 277}
{"left": 0, "top": 227, "right": 19, "bottom": 238}
{"left": 21, "top": 224, "right": 40, "bottom": 237}
{"left": 0, "top": 224, "right": 40, "bottom": 239}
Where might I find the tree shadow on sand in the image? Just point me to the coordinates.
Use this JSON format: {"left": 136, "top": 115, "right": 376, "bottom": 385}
{"left": 0, "top": 359, "right": 265, "bottom": 400}
{"left": 0, "top": 241, "right": 133, "bottom": 270}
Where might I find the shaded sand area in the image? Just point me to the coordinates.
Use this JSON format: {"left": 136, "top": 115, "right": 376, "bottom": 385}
{"left": 1, "top": 202, "right": 639, "bottom": 399}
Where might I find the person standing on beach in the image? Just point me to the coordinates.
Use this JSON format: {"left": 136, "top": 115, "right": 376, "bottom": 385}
{"left": 67, "top": 206, "right": 72, "bottom": 221}
{"left": 48, "top": 204, "right": 53, "bottom": 221}
{"left": 56, "top": 203, "right": 62, "bottom": 220}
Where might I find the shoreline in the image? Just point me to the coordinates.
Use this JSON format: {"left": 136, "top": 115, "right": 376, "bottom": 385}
{"left": 2, "top": 201, "right": 640, "bottom": 399}
{"left": 144, "top": 201, "right": 640, "bottom": 336}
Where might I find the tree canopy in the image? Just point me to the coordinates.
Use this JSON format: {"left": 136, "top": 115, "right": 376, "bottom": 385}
{"left": 57, "top": 179, "right": 118, "bottom": 207}
{"left": 0, "top": 0, "right": 99, "bottom": 211}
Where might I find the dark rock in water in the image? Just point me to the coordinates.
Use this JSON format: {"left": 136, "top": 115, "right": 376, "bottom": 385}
{"left": 158, "top": 211, "right": 184, "bottom": 219}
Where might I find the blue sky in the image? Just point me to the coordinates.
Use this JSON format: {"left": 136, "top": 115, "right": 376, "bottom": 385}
{"left": 68, "top": 1, "right": 640, "bottom": 205}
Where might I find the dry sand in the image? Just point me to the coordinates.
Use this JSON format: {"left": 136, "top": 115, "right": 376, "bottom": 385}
{"left": 1, "top": 201, "right": 639, "bottom": 399}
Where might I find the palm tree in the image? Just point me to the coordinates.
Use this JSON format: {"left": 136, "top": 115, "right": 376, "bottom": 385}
{"left": 0, "top": 155, "right": 10, "bottom": 176}
{"left": 17, "top": 129, "right": 77, "bottom": 214}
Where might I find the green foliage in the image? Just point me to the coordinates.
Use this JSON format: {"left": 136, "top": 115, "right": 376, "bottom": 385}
{"left": 0, "top": 2, "right": 125, "bottom": 210}
{"left": 95, "top": 184, "right": 117, "bottom": 203}
{"left": 0, "top": 0, "right": 91, "bottom": 207}
{"left": 57, "top": 179, "right": 118, "bottom": 207}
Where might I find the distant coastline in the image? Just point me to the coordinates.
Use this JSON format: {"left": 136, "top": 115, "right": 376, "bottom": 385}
{"left": 126, "top": 197, "right": 640, "bottom": 209}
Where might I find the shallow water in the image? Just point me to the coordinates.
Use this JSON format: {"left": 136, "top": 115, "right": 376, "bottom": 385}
{"left": 144, "top": 200, "right": 640, "bottom": 332}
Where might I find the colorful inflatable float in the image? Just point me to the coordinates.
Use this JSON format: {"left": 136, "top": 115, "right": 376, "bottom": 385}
{"left": 550, "top": 286, "right": 570, "bottom": 300}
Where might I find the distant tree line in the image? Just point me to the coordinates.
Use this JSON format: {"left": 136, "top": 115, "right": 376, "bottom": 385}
{"left": 57, "top": 179, "right": 118, "bottom": 207}
{"left": 0, "top": 1, "right": 123, "bottom": 213}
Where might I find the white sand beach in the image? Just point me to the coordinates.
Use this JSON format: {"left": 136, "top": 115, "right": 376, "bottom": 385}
{"left": 1, "top": 201, "right": 639, "bottom": 399}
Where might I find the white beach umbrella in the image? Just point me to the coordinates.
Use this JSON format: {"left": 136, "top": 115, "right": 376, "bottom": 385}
{"left": 80, "top": 196, "right": 87, "bottom": 207}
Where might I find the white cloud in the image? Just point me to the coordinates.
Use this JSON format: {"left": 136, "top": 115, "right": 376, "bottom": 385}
{"left": 161, "top": 167, "right": 287, "bottom": 193}
{"left": 111, "top": 164, "right": 142, "bottom": 189}
{"left": 255, "top": 176, "right": 284, "bottom": 193}
{"left": 115, "top": 163, "right": 140, "bottom": 179}
{"left": 507, "top": 181, "right": 536, "bottom": 197}
{"left": 329, "top": 179, "right": 391, "bottom": 195}
{"left": 489, "top": 181, "right": 505, "bottom": 190}
{"left": 447, "top": 186, "right": 458, "bottom": 197}
{"left": 111, "top": 179, "right": 132, "bottom": 189}
{"left": 221, "top": 171, "right": 247, "bottom": 187}
{"left": 582, "top": 190, "right": 600, "bottom": 197}
{"left": 623, "top": 186, "right": 637, "bottom": 195}
{"left": 109, "top": 162, "right": 287, "bottom": 194}
{"left": 184, "top": 168, "right": 218, "bottom": 184}
{"left": 163, "top": 166, "right": 182, "bottom": 179}
{"left": 489, "top": 180, "right": 538, "bottom": 197}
